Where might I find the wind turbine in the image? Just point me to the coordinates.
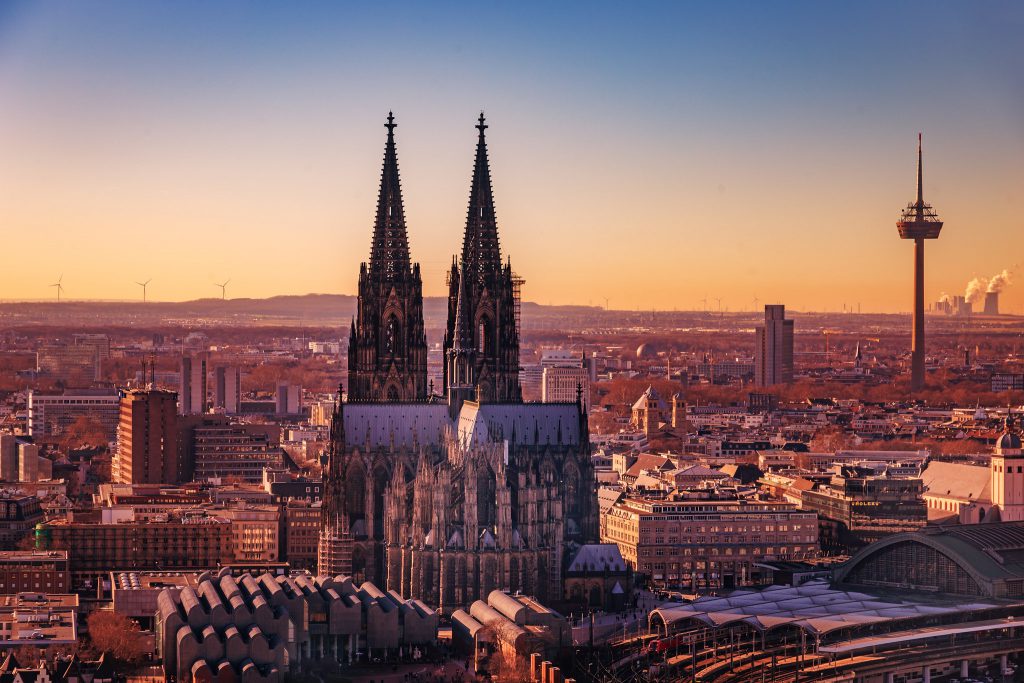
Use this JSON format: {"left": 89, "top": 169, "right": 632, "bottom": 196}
{"left": 752, "top": 295, "right": 760, "bottom": 312}
{"left": 215, "top": 279, "right": 230, "bottom": 300}
{"left": 50, "top": 275, "right": 64, "bottom": 302}
{"left": 136, "top": 278, "right": 152, "bottom": 303}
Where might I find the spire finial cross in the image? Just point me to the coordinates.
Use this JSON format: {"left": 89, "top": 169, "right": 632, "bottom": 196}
{"left": 476, "top": 111, "right": 487, "bottom": 134}
{"left": 386, "top": 111, "right": 397, "bottom": 134}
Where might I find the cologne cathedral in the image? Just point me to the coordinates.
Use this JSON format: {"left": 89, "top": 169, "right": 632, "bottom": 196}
{"left": 319, "top": 113, "right": 597, "bottom": 613}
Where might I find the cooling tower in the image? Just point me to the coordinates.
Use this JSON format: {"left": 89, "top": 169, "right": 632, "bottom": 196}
{"left": 984, "top": 291, "right": 999, "bottom": 315}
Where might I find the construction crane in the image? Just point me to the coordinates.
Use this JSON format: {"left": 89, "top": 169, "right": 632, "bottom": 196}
{"left": 822, "top": 330, "right": 841, "bottom": 367}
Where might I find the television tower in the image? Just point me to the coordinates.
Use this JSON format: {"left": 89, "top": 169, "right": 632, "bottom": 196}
{"left": 896, "top": 134, "right": 943, "bottom": 391}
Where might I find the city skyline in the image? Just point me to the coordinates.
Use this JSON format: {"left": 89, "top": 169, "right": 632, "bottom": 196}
{"left": 4, "top": 4, "right": 1024, "bottom": 680}
{"left": 1, "top": 1, "right": 1022, "bottom": 312}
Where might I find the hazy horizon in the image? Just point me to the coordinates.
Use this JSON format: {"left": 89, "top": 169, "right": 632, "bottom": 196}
{"left": 3, "top": 292, "right": 1022, "bottom": 318}
{"left": 2, "top": 1, "right": 1022, "bottom": 312}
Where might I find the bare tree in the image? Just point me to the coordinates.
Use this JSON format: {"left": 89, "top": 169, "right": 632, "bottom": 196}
{"left": 86, "top": 611, "right": 146, "bottom": 664}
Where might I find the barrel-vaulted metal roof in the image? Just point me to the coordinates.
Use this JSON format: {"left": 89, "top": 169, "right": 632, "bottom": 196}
{"left": 835, "top": 521, "right": 1024, "bottom": 593}
{"left": 648, "top": 580, "right": 1000, "bottom": 636}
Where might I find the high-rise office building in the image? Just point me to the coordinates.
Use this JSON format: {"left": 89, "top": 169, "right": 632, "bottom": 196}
{"left": 18, "top": 444, "right": 37, "bottom": 482}
{"left": 540, "top": 349, "right": 580, "bottom": 368}
{"left": 114, "top": 389, "right": 181, "bottom": 484}
{"left": 587, "top": 352, "right": 599, "bottom": 383}
{"left": 18, "top": 443, "right": 47, "bottom": 482}
{"left": 523, "top": 350, "right": 587, "bottom": 402}
{"left": 309, "top": 400, "right": 335, "bottom": 427}
{"left": 27, "top": 389, "right": 120, "bottom": 442}
{"left": 72, "top": 333, "right": 111, "bottom": 360}
{"left": 214, "top": 366, "right": 241, "bottom": 414}
{"left": 754, "top": 304, "right": 794, "bottom": 387}
{"left": 179, "top": 355, "right": 208, "bottom": 415}
{"left": 191, "top": 421, "right": 282, "bottom": 483}
{"left": 36, "top": 343, "right": 100, "bottom": 388}
{"left": 275, "top": 383, "right": 302, "bottom": 416}
{"left": 0, "top": 435, "right": 16, "bottom": 482}
{"left": 542, "top": 365, "right": 590, "bottom": 410}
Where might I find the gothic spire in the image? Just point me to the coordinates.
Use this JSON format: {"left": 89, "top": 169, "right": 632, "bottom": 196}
{"left": 461, "top": 112, "right": 502, "bottom": 286}
{"left": 328, "top": 398, "right": 345, "bottom": 469}
{"left": 349, "top": 112, "right": 428, "bottom": 402}
{"left": 369, "top": 111, "right": 411, "bottom": 280}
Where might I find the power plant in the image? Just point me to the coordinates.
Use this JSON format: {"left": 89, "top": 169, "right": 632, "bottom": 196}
{"left": 935, "top": 295, "right": 971, "bottom": 317}
{"left": 936, "top": 270, "right": 1011, "bottom": 316}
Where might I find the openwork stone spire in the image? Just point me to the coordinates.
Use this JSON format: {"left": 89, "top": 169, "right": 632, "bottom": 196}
{"left": 443, "top": 114, "right": 522, "bottom": 404}
{"left": 369, "top": 112, "right": 411, "bottom": 281}
{"left": 348, "top": 113, "right": 428, "bottom": 402}
{"left": 461, "top": 113, "right": 502, "bottom": 287}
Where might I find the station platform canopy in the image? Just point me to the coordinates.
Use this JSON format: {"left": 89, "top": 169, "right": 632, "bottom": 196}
{"left": 648, "top": 579, "right": 1013, "bottom": 637}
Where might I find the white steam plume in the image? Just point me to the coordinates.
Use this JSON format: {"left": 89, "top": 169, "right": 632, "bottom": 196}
{"left": 987, "top": 269, "right": 1012, "bottom": 293}
{"left": 965, "top": 277, "right": 987, "bottom": 304}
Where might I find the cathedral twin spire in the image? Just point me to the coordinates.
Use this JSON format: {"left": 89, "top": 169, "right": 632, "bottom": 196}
{"left": 347, "top": 112, "right": 521, "bottom": 405}
{"left": 369, "top": 112, "right": 411, "bottom": 280}
{"left": 445, "top": 113, "right": 522, "bottom": 406}
{"left": 347, "top": 112, "right": 427, "bottom": 402}
{"left": 461, "top": 113, "right": 503, "bottom": 288}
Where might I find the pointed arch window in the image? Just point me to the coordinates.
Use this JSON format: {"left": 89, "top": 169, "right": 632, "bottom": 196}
{"left": 478, "top": 315, "right": 494, "bottom": 355}
{"left": 477, "top": 465, "right": 498, "bottom": 531}
{"left": 345, "top": 464, "right": 367, "bottom": 527}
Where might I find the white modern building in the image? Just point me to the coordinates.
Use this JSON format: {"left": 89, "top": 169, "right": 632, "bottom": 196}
{"left": 542, "top": 366, "right": 590, "bottom": 410}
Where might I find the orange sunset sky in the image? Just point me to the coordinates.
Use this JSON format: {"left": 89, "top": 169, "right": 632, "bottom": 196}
{"left": 1, "top": 2, "right": 1022, "bottom": 313}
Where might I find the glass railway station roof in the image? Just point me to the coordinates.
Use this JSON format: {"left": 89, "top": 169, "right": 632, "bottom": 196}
{"left": 817, "top": 617, "right": 1024, "bottom": 654}
{"left": 648, "top": 579, "right": 1011, "bottom": 636}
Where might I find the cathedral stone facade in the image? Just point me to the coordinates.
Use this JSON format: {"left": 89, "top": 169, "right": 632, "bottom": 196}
{"left": 320, "top": 113, "right": 597, "bottom": 613}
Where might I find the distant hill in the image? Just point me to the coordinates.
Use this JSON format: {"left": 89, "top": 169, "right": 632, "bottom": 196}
{"left": 4, "top": 295, "right": 1015, "bottom": 335}
{"left": 0, "top": 294, "right": 602, "bottom": 329}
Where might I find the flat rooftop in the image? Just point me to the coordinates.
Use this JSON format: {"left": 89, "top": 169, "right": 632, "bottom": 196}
{"left": 0, "top": 593, "right": 78, "bottom": 646}
{"left": 0, "top": 593, "right": 79, "bottom": 610}
{"left": 112, "top": 571, "right": 199, "bottom": 592}
{"left": 0, "top": 550, "right": 68, "bottom": 563}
